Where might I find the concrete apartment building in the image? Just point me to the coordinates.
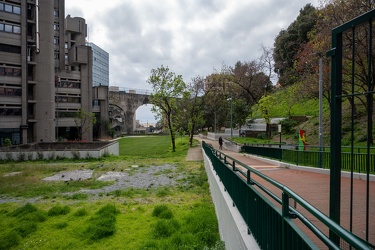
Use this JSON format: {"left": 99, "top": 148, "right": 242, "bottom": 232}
{"left": 0, "top": 0, "right": 96, "bottom": 145}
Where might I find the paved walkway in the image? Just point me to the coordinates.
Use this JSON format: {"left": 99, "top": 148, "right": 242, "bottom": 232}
{"left": 187, "top": 136, "right": 375, "bottom": 248}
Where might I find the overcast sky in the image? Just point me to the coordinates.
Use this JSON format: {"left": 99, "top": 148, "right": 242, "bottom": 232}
{"left": 65, "top": 0, "right": 320, "bottom": 124}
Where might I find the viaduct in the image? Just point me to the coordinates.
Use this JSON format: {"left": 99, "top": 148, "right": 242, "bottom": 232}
{"left": 108, "top": 87, "right": 151, "bottom": 134}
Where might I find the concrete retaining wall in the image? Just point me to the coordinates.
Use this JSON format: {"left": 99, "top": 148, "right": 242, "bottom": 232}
{"left": 203, "top": 149, "right": 259, "bottom": 250}
{"left": 0, "top": 141, "right": 119, "bottom": 161}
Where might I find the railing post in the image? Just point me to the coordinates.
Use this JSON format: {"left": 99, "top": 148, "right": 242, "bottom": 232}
{"left": 232, "top": 161, "right": 236, "bottom": 171}
{"left": 282, "top": 192, "right": 290, "bottom": 217}
{"left": 282, "top": 192, "right": 290, "bottom": 250}
{"left": 247, "top": 170, "right": 251, "bottom": 184}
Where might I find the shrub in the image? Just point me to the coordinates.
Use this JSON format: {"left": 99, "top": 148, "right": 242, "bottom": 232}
{"left": 74, "top": 208, "right": 88, "bottom": 217}
{"left": 3, "top": 138, "right": 12, "bottom": 147}
{"left": 280, "top": 118, "right": 298, "bottom": 134}
{"left": 17, "top": 152, "right": 25, "bottom": 161}
{"left": 37, "top": 151, "right": 44, "bottom": 160}
{"left": 27, "top": 153, "right": 33, "bottom": 160}
{"left": 15, "top": 221, "right": 37, "bottom": 237}
{"left": 5, "top": 152, "right": 12, "bottom": 161}
{"left": 71, "top": 150, "right": 80, "bottom": 160}
{"left": 85, "top": 204, "right": 118, "bottom": 240}
{"left": 11, "top": 203, "right": 37, "bottom": 217}
{"left": 0, "top": 231, "right": 20, "bottom": 250}
{"left": 152, "top": 204, "right": 173, "bottom": 219}
{"left": 185, "top": 204, "right": 220, "bottom": 247}
{"left": 153, "top": 219, "right": 180, "bottom": 238}
{"left": 47, "top": 205, "right": 71, "bottom": 216}
{"left": 53, "top": 222, "right": 68, "bottom": 229}
{"left": 156, "top": 187, "right": 170, "bottom": 197}
{"left": 257, "top": 133, "right": 266, "bottom": 139}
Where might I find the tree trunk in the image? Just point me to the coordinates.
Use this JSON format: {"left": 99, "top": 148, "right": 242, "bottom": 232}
{"left": 167, "top": 114, "right": 176, "bottom": 152}
{"left": 189, "top": 123, "right": 195, "bottom": 147}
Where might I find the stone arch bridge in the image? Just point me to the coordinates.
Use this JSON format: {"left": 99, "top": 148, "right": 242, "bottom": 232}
{"left": 108, "top": 87, "right": 152, "bottom": 134}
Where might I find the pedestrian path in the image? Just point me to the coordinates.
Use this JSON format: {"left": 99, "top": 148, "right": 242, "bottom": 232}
{"left": 189, "top": 136, "right": 375, "bottom": 248}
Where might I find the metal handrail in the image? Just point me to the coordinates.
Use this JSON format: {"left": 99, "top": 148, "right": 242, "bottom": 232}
{"left": 204, "top": 141, "right": 372, "bottom": 249}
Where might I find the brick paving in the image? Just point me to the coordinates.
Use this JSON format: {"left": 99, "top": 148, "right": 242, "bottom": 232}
{"left": 191, "top": 136, "right": 375, "bottom": 248}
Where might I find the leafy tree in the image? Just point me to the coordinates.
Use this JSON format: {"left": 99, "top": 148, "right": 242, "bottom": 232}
{"left": 74, "top": 109, "right": 96, "bottom": 141}
{"left": 258, "top": 95, "right": 278, "bottom": 138}
{"left": 231, "top": 60, "right": 268, "bottom": 106}
{"left": 203, "top": 72, "right": 232, "bottom": 131}
{"left": 148, "top": 65, "right": 186, "bottom": 152}
{"left": 273, "top": 4, "right": 318, "bottom": 86}
{"left": 232, "top": 98, "right": 251, "bottom": 130}
{"left": 184, "top": 76, "right": 206, "bottom": 146}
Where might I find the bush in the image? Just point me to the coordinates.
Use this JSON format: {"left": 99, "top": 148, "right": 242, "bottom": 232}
{"left": 152, "top": 204, "right": 173, "bottom": 219}
{"left": 85, "top": 204, "right": 118, "bottom": 240}
{"left": 74, "top": 208, "right": 88, "bottom": 217}
{"left": 3, "top": 138, "right": 12, "bottom": 147}
{"left": 15, "top": 222, "right": 37, "bottom": 237}
{"left": 11, "top": 203, "right": 37, "bottom": 217}
{"left": 153, "top": 219, "right": 180, "bottom": 238}
{"left": 0, "top": 231, "right": 20, "bottom": 250}
{"left": 257, "top": 133, "right": 267, "bottom": 139}
{"left": 185, "top": 204, "right": 220, "bottom": 247}
{"left": 48, "top": 205, "right": 71, "bottom": 216}
{"left": 280, "top": 118, "right": 298, "bottom": 134}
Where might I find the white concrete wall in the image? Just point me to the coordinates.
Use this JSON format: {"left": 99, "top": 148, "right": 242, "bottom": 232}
{"left": 203, "top": 149, "right": 259, "bottom": 250}
{"left": 0, "top": 141, "right": 119, "bottom": 161}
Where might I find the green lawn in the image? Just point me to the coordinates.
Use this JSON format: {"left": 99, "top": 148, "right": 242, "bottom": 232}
{"left": 0, "top": 136, "right": 223, "bottom": 250}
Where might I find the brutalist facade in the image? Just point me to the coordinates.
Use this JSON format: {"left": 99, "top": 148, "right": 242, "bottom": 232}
{"left": 0, "top": 0, "right": 94, "bottom": 145}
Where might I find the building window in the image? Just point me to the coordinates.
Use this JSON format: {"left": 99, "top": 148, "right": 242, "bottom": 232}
{"left": 56, "top": 80, "right": 81, "bottom": 88}
{"left": 0, "top": 66, "right": 21, "bottom": 77}
{"left": 54, "top": 10, "right": 59, "bottom": 17}
{"left": 54, "top": 37, "right": 59, "bottom": 45}
{"left": 13, "top": 25, "right": 20, "bottom": 34}
{"left": 4, "top": 24, "right": 12, "bottom": 32}
{"left": 0, "top": 108, "right": 22, "bottom": 116}
{"left": 54, "top": 23, "right": 59, "bottom": 31}
{"left": 0, "top": 23, "right": 21, "bottom": 34}
{"left": 55, "top": 96, "right": 81, "bottom": 103}
{"left": 0, "top": 43, "right": 21, "bottom": 54}
{"left": 0, "top": 87, "right": 22, "bottom": 96}
{"left": 0, "top": 3, "right": 21, "bottom": 15}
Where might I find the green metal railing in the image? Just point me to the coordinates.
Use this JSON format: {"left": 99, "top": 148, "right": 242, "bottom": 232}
{"left": 242, "top": 145, "right": 375, "bottom": 173}
{"left": 327, "top": 8, "right": 375, "bottom": 246}
{"left": 203, "top": 141, "right": 373, "bottom": 250}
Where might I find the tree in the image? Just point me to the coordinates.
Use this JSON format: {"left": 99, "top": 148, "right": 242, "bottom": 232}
{"left": 74, "top": 109, "right": 96, "bottom": 141}
{"left": 148, "top": 65, "right": 186, "bottom": 152}
{"left": 185, "top": 76, "right": 205, "bottom": 147}
{"left": 203, "top": 72, "right": 232, "bottom": 131}
{"left": 273, "top": 4, "right": 318, "bottom": 86}
{"left": 231, "top": 60, "right": 269, "bottom": 106}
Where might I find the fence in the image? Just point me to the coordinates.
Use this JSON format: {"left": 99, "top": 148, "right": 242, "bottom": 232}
{"left": 203, "top": 141, "right": 372, "bottom": 249}
{"left": 242, "top": 145, "right": 375, "bottom": 173}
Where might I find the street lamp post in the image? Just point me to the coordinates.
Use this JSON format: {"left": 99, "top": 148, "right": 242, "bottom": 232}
{"left": 318, "top": 52, "right": 323, "bottom": 168}
{"left": 214, "top": 111, "right": 216, "bottom": 133}
{"left": 230, "top": 92, "right": 233, "bottom": 138}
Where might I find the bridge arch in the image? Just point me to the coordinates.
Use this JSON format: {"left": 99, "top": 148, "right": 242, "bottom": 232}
{"left": 108, "top": 87, "right": 151, "bottom": 134}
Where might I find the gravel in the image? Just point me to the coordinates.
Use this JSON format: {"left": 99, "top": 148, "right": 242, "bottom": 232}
{"left": 0, "top": 164, "right": 183, "bottom": 203}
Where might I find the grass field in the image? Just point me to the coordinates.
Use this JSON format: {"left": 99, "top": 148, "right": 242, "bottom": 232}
{"left": 0, "top": 136, "right": 224, "bottom": 250}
